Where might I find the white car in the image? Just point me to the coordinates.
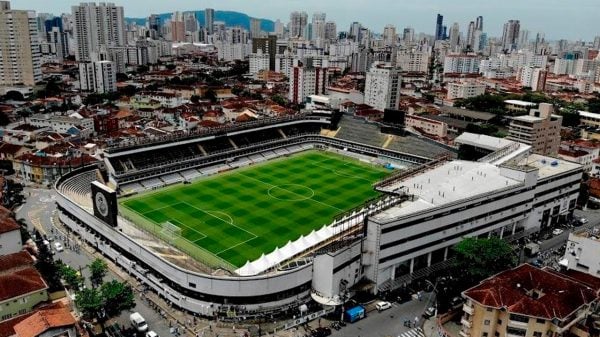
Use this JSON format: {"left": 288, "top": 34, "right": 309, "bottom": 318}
{"left": 552, "top": 229, "right": 564, "bottom": 236}
{"left": 146, "top": 331, "right": 158, "bottom": 337}
{"left": 375, "top": 301, "right": 392, "bottom": 311}
{"left": 54, "top": 242, "right": 64, "bottom": 252}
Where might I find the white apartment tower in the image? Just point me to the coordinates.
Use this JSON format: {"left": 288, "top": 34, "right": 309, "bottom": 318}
{"left": 79, "top": 60, "right": 116, "bottom": 93}
{"left": 519, "top": 66, "right": 547, "bottom": 92}
{"left": 72, "top": 2, "right": 125, "bottom": 62}
{"left": 364, "top": 62, "right": 401, "bottom": 111}
{"left": 0, "top": 1, "right": 42, "bottom": 87}
{"left": 205, "top": 8, "right": 214, "bottom": 35}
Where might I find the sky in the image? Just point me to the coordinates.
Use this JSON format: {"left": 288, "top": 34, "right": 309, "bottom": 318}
{"left": 14, "top": 0, "right": 600, "bottom": 41}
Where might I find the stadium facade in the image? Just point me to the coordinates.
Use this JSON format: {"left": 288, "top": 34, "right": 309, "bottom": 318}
{"left": 54, "top": 115, "right": 582, "bottom": 319}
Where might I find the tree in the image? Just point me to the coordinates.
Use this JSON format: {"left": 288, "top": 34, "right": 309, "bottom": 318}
{"left": 58, "top": 263, "right": 83, "bottom": 290}
{"left": 271, "top": 94, "right": 287, "bottom": 107}
{"left": 100, "top": 280, "right": 136, "bottom": 317}
{"left": 75, "top": 287, "right": 103, "bottom": 319}
{"left": 588, "top": 97, "right": 600, "bottom": 114}
{"left": 89, "top": 258, "right": 108, "bottom": 288}
{"left": 452, "top": 237, "right": 517, "bottom": 285}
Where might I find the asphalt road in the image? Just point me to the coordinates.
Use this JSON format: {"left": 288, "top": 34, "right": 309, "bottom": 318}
{"left": 17, "top": 187, "right": 173, "bottom": 337}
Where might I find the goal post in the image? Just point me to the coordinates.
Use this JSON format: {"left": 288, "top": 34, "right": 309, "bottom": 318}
{"left": 160, "top": 221, "right": 182, "bottom": 243}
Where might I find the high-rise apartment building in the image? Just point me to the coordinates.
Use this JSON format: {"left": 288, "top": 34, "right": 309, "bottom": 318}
{"left": 383, "top": 24, "right": 397, "bottom": 47}
{"left": 288, "top": 57, "right": 329, "bottom": 104}
{"left": 79, "top": 60, "right": 116, "bottom": 93}
{"left": 289, "top": 11, "right": 307, "bottom": 38}
{"left": 250, "top": 18, "right": 262, "bottom": 39}
{"left": 501, "top": 19, "right": 520, "bottom": 51}
{"left": 205, "top": 8, "right": 214, "bottom": 35}
{"left": 518, "top": 66, "right": 547, "bottom": 92}
{"left": 402, "top": 27, "right": 414, "bottom": 44}
{"left": 364, "top": 62, "right": 400, "bottom": 111}
{"left": 252, "top": 35, "right": 277, "bottom": 71}
{"left": 184, "top": 12, "right": 198, "bottom": 34}
{"left": 324, "top": 22, "right": 337, "bottom": 41}
{"left": 466, "top": 21, "right": 475, "bottom": 48}
{"left": 0, "top": 1, "right": 42, "bottom": 87}
{"left": 72, "top": 2, "right": 125, "bottom": 62}
{"left": 449, "top": 22, "right": 460, "bottom": 51}
{"left": 311, "top": 12, "right": 326, "bottom": 41}
{"left": 147, "top": 14, "right": 161, "bottom": 39}
{"left": 475, "top": 16, "right": 483, "bottom": 31}
{"left": 170, "top": 12, "right": 185, "bottom": 42}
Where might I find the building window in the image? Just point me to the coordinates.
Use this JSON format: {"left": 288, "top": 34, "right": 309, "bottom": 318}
{"left": 484, "top": 320, "right": 490, "bottom": 326}
{"left": 482, "top": 333, "right": 488, "bottom": 337}
{"left": 498, "top": 320, "right": 502, "bottom": 325}
{"left": 189, "top": 282, "right": 196, "bottom": 288}
{"left": 486, "top": 308, "right": 493, "bottom": 312}
{"left": 509, "top": 314, "right": 529, "bottom": 323}
{"left": 506, "top": 328, "right": 527, "bottom": 336}
{"left": 536, "top": 319, "right": 545, "bottom": 324}
{"left": 533, "top": 332, "right": 542, "bottom": 337}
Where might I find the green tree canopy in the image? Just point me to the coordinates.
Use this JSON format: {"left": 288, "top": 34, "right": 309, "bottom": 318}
{"left": 75, "top": 287, "right": 103, "bottom": 319}
{"left": 58, "top": 263, "right": 83, "bottom": 290}
{"left": 100, "top": 280, "right": 136, "bottom": 317}
{"left": 89, "top": 258, "right": 108, "bottom": 288}
{"left": 452, "top": 237, "right": 517, "bottom": 284}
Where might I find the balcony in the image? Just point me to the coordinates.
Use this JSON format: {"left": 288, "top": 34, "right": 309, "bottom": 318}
{"left": 462, "top": 303, "right": 474, "bottom": 315}
{"left": 461, "top": 318, "right": 472, "bottom": 328}
{"left": 508, "top": 320, "right": 529, "bottom": 328}
{"left": 459, "top": 330, "right": 471, "bottom": 337}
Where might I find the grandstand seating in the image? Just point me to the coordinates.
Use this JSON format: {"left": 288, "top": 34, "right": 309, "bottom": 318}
{"left": 58, "top": 169, "right": 99, "bottom": 208}
{"left": 334, "top": 118, "right": 387, "bottom": 148}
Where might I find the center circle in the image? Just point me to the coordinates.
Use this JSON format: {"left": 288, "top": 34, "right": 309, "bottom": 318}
{"left": 267, "top": 184, "right": 315, "bottom": 201}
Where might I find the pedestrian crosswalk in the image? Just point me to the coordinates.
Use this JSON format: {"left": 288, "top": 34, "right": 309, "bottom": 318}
{"left": 398, "top": 328, "right": 425, "bottom": 337}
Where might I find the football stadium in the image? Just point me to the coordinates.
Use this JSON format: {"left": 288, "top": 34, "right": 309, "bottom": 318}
{"left": 54, "top": 113, "right": 582, "bottom": 322}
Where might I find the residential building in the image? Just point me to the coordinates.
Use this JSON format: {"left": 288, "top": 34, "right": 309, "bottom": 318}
{"left": 324, "top": 22, "right": 337, "bottom": 41}
{"left": 504, "top": 100, "right": 537, "bottom": 113}
{"left": 396, "top": 50, "right": 430, "bottom": 73}
{"left": 501, "top": 19, "right": 520, "bottom": 51}
{"left": 170, "top": 12, "right": 185, "bottom": 42}
{"left": 405, "top": 114, "right": 448, "bottom": 138}
{"left": 79, "top": 60, "right": 117, "bottom": 94}
{"left": 446, "top": 82, "right": 485, "bottom": 100}
{"left": 0, "top": 251, "right": 49, "bottom": 322}
{"left": 580, "top": 111, "right": 600, "bottom": 128}
{"left": 443, "top": 54, "right": 480, "bottom": 74}
{"left": 0, "top": 2, "right": 42, "bottom": 87}
{"left": 288, "top": 58, "right": 329, "bottom": 104}
{"left": 13, "top": 306, "right": 77, "bottom": 337}
{"left": 383, "top": 25, "right": 397, "bottom": 47}
{"left": 204, "top": 8, "right": 214, "bottom": 35}
{"left": 0, "top": 206, "right": 22, "bottom": 256}
{"left": 507, "top": 103, "right": 562, "bottom": 156}
{"left": 249, "top": 50, "right": 270, "bottom": 76}
{"left": 27, "top": 114, "right": 95, "bottom": 138}
{"left": 562, "top": 227, "right": 600, "bottom": 276}
{"left": 460, "top": 264, "right": 598, "bottom": 337}
{"left": 71, "top": 2, "right": 125, "bottom": 62}
{"left": 434, "top": 14, "right": 444, "bottom": 41}
{"left": 289, "top": 11, "right": 308, "bottom": 39}
{"left": 518, "top": 66, "right": 547, "bottom": 92}
{"left": 250, "top": 18, "right": 261, "bottom": 39}
{"left": 364, "top": 62, "right": 400, "bottom": 111}
{"left": 252, "top": 35, "right": 277, "bottom": 71}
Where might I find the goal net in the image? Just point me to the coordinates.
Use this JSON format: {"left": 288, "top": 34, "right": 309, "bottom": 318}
{"left": 160, "top": 221, "right": 182, "bottom": 243}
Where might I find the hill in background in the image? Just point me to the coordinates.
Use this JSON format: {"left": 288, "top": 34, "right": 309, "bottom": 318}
{"left": 126, "top": 10, "right": 275, "bottom": 33}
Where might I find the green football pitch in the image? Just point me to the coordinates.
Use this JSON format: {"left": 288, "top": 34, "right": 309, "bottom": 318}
{"left": 119, "top": 150, "right": 391, "bottom": 270}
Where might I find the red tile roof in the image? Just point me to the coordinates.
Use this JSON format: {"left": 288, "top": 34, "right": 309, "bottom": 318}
{"left": 0, "top": 205, "right": 20, "bottom": 234}
{"left": 0, "top": 251, "right": 47, "bottom": 302}
{"left": 464, "top": 264, "right": 598, "bottom": 320}
{"left": 13, "top": 307, "right": 76, "bottom": 337}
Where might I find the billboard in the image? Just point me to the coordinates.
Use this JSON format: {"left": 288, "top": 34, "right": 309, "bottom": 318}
{"left": 91, "top": 181, "right": 118, "bottom": 227}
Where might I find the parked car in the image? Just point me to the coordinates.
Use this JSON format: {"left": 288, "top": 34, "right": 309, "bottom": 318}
{"left": 146, "top": 331, "right": 158, "bottom": 337}
{"left": 375, "top": 301, "right": 392, "bottom": 311}
{"left": 311, "top": 327, "right": 332, "bottom": 337}
{"left": 552, "top": 228, "right": 564, "bottom": 236}
{"left": 422, "top": 306, "right": 436, "bottom": 319}
{"left": 450, "top": 297, "right": 463, "bottom": 308}
{"left": 54, "top": 242, "right": 64, "bottom": 252}
{"left": 129, "top": 312, "right": 148, "bottom": 332}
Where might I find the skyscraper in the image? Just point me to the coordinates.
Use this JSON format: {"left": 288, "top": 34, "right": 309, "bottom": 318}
{"left": 72, "top": 2, "right": 125, "bottom": 62}
{"left": 466, "top": 21, "right": 475, "bottom": 48}
{"left": 402, "top": 27, "right": 414, "bottom": 44}
{"left": 311, "top": 12, "right": 326, "bottom": 41}
{"left": 184, "top": 12, "right": 198, "bottom": 34}
{"left": 383, "top": 24, "right": 397, "bottom": 46}
{"left": 475, "top": 16, "right": 483, "bottom": 31}
{"left": 250, "top": 18, "right": 262, "bottom": 39}
{"left": 170, "top": 12, "right": 185, "bottom": 42}
{"left": 205, "top": 8, "right": 214, "bottom": 35}
{"left": 501, "top": 19, "right": 520, "bottom": 51}
{"left": 289, "top": 11, "right": 307, "bottom": 38}
{"left": 449, "top": 22, "right": 460, "bottom": 50}
{"left": 364, "top": 62, "right": 400, "bottom": 111}
{"left": 148, "top": 14, "right": 161, "bottom": 39}
{"left": 0, "top": 1, "right": 42, "bottom": 87}
{"left": 435, "top": 14, "right": 444, "bottom": 41}
{"left": 324, "top": 21, "right": 337, "bottom": 41}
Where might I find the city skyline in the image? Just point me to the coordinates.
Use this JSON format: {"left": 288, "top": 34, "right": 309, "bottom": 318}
{"left": 16, "top": 0, "right": 599, "bottom": 41}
